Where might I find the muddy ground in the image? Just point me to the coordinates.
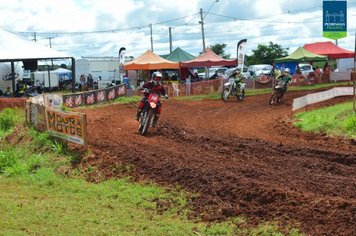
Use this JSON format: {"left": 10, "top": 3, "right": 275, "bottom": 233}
{"left": 77, "top": 90, "right": 355, "bottom": 236}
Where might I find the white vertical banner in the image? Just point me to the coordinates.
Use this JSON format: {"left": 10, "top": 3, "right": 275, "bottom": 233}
{"left": 118, "top": 47, "right": 126, "bottom": 82}
{"left": 237, "top": 39, "right": 247, "bottom": 69}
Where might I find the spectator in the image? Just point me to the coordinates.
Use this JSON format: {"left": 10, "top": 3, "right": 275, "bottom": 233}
{"left": 194, "top": 72, "right": 199, "bottom": 81}
{"left": 280, "top": 64, "right": 285, "bottom": 75}
{"left": 4, "top": 87, "right": 11, "bottom": 96}
{"left": 87, "top": 74, "right": 94, "bottom": 90}
{"left": 322, "top": 62, "right": 331, "bottom": 83}
{"left": 80, "top": 74, "right": 86, "bottom": 91}
{"left": 185, "top": 75, "right": 191, "bottom": 96}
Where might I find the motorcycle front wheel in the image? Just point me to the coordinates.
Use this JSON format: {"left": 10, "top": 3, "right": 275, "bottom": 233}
{"left": 140, "top": 109, "right": 154, "bottom": 136}
{"left": 222, "top": 89, "right": 230, "bottom": 101}
{"left": 269, "top": 92, "right": 278, "bottom": 105}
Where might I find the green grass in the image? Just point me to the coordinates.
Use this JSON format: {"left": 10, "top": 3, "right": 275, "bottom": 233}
{"left": 0, "top": 108, "right": 304, "bottom": 235}
{"left": 294, "top": 102, "right": 356, "bottom": 138}
{"left": 174, "top": 82, "right": 350, "bottom": 101}
{"left": 0, "top": 108, "right": 25, "bottom": 138}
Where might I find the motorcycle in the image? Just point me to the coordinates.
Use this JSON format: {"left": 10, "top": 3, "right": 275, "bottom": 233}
{"left": 221, "top": 77, "right": 246, "bottom": 101}
{"left": 269, "top": 80, "right": 286, "bottom": 105}
{"left": 138, "top": 88, "right": 164, "bottom": 136}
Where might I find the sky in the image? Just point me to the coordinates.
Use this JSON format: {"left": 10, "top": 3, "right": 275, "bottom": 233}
{"left": 0, "top": 0, "right": 356, "bottom": 60}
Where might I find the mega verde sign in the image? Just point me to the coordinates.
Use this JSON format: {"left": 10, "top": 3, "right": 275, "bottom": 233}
{"left": 323, "top": 1, "right": 347, "bottom": 40}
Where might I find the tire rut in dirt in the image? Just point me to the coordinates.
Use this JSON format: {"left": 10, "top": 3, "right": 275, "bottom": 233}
{"left": 86, "top": 122, "right": 356, "bottom": 236}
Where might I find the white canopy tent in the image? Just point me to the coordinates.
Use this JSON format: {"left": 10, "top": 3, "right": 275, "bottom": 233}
{"left": 0, "top": 28, "right": 69, "bottom": 61}
{"left": 0, "top": 27, "right": 75, "bottom": 94}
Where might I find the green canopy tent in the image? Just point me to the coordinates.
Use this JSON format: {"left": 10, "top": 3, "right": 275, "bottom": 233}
{"left": 163, "top": 47, "right": 196, "bottom": 80}
{"left": 275, "top": 47, "right": 327, "bottom": 62}
{"left": 163, "top": 47, "right": 195, "bottom": 62}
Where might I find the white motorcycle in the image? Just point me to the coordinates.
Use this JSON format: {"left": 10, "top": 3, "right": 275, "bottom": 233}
{"left": 221, "top": 77, "right": 246, "bottom": 101}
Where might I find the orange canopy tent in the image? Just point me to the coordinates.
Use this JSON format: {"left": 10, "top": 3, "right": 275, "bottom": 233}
{"left": 180, "top": 48, "right": 237, "bottom": 68}
{"left": 303, "top": 41, "right": 355, "bottom": 59}
{"left": 124, "top": 50, "right": 179, "bottom": 70}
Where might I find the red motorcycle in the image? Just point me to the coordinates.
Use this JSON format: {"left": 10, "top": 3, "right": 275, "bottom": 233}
{"left": 138, "top": 88, "right": 162, "bottom": 135}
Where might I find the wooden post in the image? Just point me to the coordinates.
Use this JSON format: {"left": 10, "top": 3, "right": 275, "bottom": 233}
{"left": 351, "top": 70, "right": 356, "bottom": 113}
{"left": 83, "top": 113, "right": 88, "bottom": 147}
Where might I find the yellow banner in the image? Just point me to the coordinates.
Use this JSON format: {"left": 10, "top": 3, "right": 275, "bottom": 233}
{"left": 45, "top": 108, "right": 87, "bottom": 145}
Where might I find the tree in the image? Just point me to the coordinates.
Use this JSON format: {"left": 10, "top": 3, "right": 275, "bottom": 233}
{"left": 210, "top": 43, "right": 231, "bottom": 59}
{"left": 246, "top": 42, "right": 288, "bottom": 65}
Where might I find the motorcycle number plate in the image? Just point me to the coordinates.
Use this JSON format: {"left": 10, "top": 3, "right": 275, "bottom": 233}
{"left": 229, "top": 78, "right": 235, "bottom": 83}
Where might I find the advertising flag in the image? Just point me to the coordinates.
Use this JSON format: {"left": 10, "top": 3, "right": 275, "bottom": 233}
{"left": 237, "top": 39, "right": 247, "bottom": 69}
{"left": 323, "top": 1, "right": 347, "bottom": 40}
{"left": 118, "top": 47, "right": 126, "bottom": 81}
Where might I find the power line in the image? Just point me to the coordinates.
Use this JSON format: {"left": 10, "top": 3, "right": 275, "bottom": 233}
{"left": 203, "top": 0, "right": 219, "bottom": 19}
{"left": 205, "top": 11, "right": 321, "bottom": 24}
{"left": 14, "top": 12, "right": 199, "bottom": 36}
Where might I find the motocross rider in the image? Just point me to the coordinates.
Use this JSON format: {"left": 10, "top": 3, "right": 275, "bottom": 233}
{"left": 231, "top": 69, "right": 244, "bottom": 92}
{"left": 135, "top": 71, "right": 168, "bottom": 127}
{"left": 277, "top": 68, "right": 292, "bottom": 96}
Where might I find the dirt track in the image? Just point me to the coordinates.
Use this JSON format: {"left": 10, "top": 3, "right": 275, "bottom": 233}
{"left": 79, "top": 90, "right": 356, "bottom": 236}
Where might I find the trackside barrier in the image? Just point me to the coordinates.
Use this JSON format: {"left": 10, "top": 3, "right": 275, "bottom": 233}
{"left": 62, "top": 84, "right": 126, "bottom": 108}
{"left": 26, "top": 94, "right": 88, "bottom": 145}
{"left": 292, "top": 87, "right": 353, "bottom": 111}
{"left": 0, "top": 98, "right": 27, "bottom": 111}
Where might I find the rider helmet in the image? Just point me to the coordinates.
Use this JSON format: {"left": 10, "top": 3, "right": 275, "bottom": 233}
{"left": 151, "top": 71, "right": 163, "bottom": 85}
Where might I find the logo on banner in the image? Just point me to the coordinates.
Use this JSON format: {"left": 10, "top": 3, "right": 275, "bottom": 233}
{"left": 237, "top": 39, "right": 247, "bottom": 69}
{"left": 45, "top": 109, "right": 86, "bottom": 145}
{"left": 323, "top": 1, "right": 347, "bottom": 40}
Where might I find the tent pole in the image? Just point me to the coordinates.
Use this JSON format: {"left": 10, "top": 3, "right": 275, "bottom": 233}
{"left": 71, "top": 57, "right": 76, "bottom": 93}
{"left": 11, "top": 61, "right": 16, "bottom": 96}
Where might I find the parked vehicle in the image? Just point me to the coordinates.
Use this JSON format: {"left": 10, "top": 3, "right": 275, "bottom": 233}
{"left": 198, "top": 67, "right": 228, "bottom": 79}
{"left": 248, "top": 64, "right": 273, "bottom": 77}
{"left": 299, "top": 63, "right": 314, "bottom": 77}
{"left": 269, "top": 80, "right": 286, "bottom": 105}
{"left": 138, "top": 88, "right": 165, "bottom": 135}
{"left": 221, "top": 77, "right": 246, "bottom": 101}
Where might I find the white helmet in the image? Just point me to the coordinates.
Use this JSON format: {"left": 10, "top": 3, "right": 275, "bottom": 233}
{"left": 152, "top": 71, "right": 162, "bottom": 79}
{"left": 151, "top": 71, "right": 162, "bottom": 85}
{"left": 285, "top": 68, "right": 290, "bottom": 73}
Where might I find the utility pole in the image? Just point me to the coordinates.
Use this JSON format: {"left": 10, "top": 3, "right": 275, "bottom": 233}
{"left": 335, "top": 39, "right": 339, "bottom": 70}
{"left": 47, "top": 36, "right": 54, "bottom": 68}
{"left": 46, "top": 36, "right": 54, "bottom": 48}
{"left": 169, "top": 27, "right": 172, "bottom": 53}
{"left": 199, "top": 8, "right": 206, "bottom": 51}
{"left": 149, "top": 24, "right": 153, "bottom": 52}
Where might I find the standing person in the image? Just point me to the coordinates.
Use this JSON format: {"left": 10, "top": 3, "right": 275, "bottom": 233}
{"left": 79, "top": 74, "right": 86, "bottom": 91}
{"left": 280, "top": 63, "right": 285, "bottom": 75}
{"left": 322, "top": 62, "right": 331, "bottom": 83}
{"left": 4, "top": 87, "right": 11, "bottom": 96}
{"left": 135, "top": 71, "right": 168, "bottom": 127}
{"left": 87, "top": 74, "right": 93, "bottom": 90}
{"left": 185, "top": 75, "right": 191, "bottom": 96}
{"left": 194, "top": 72, "right": 199, "bottom": 82}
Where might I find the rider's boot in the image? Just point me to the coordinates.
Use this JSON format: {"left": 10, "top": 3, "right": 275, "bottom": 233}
{"left": 152, "top": 114, "right": 160, "bottom": 127}
{"left": 135, "top": 109, "right": 142, "bottom": 121}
